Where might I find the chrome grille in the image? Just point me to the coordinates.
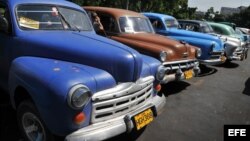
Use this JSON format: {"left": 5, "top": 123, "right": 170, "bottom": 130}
{"left": 162, "top": 59, "right": 199, "bottom": 73}
{"left": 91, "top": 76, "right": 154, "bottom": 123}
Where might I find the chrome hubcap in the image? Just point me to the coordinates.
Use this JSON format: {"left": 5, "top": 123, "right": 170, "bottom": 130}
{"left": 22, "top": 112, "right": 45, "bottom": 141}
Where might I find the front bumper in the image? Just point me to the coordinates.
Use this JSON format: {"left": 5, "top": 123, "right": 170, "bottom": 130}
{"left": 228, "top": 47, "right": 248, "bottom": 61}
{"left": 65, "top": 94, "right": 166, "bottom": 141}
{"left": 160, "top": 59, "right": 200, "bottom": 84}
{"left": 199, "top": 51, "right": 226, "bottom": 65}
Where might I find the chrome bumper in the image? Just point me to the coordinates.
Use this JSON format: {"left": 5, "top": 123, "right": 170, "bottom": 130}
{"left": 229, "top": 47, "right": 248, "bottom": 61}
{"left": 199, "top": 56, "right": 226, "bottom": 65}
{"left": 65, "top": 94, "right": 166, "bottom": 141}
{"left": 160, "top": 59, "right": 200, "bottom": 84}
{"left": 199, "top": 50, "right": 226, "bottom": 66}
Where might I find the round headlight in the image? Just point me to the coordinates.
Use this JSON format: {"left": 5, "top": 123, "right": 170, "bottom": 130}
{"left": 196, "top": 48, "right": 202, "bottom": 58}
{"left": 159, "top": 51, "right": 167, "bottom": 62}
{"left": 156, "top": 66, "right": 166, "bottom": 81}
{"left": 68, "top": 85, "right": 91, "bottom": 109}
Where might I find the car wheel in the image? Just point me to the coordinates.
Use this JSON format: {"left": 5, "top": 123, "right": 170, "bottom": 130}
{"left": 225, "top": 59, "right": 232, "bottom": 63}
{"left": 17, "top": 100, "right": 54, "bottom": 141}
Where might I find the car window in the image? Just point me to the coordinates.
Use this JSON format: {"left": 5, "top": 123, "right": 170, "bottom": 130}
{"left": 212, "top": 26, "right": 223, "bottom": 34}
{"left": 235, "top": 28, "right": 243, "bottom": 35}
{"left": 165, "top": 18, "right": 179, "bottom": 28}
{"left": 149, "top": 18, "right": 164, "bottom": 30}
{"left": 201, "top": 23, "right": 214, "bottom": 33}
{"left": 178, "top": 23, "right": 186, "bottom": 29}
{"left": 119, "top": 17, "right": 154, "bottom": 33}
{"left": 228, "top": 27, "right": 236, "bottom": 35}
{"left": 0, "top": 3, "right": 12, "bottom": 34}
{"left": 183, "top": 23, "right": 199, "bottom": 32}
{"left": 97, "top": 14, "right": 118, "bottom": 33}
{"left": 16, "top": 5, "right": 92, "bottom": 31}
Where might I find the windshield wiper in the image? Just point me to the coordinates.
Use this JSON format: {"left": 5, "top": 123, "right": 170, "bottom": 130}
{"left": 57, "top": 9, "right": 80, "bottom": 32}
{"left": 71, "top": 24, "right": 81, "bottom": 32}
{"left": 57, "top": 11, "right": 71, "bottom": 29}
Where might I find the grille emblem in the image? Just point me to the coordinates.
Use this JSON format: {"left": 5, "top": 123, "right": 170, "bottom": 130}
{"left": 182, "top": 52, "right": 189, "bottom": 58}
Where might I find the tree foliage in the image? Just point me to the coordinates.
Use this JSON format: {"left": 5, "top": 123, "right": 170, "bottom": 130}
{"left": 71, "top": 0, "right": 196, "bottom": 19}
{"left": 195, "top": 5, "right": 250, "bottom": 28}
{"left": 227, "top": 6, "right": 250, "bottom": 28}
{"left": 69, "top": 1, "right": 250, "bottom": 28}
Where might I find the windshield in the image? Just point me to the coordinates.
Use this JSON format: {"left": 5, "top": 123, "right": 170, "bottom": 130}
{"left": 235, "top": 28, "right": 243, "bottom": 35}
{"left": 16, "top": 5, "right": 92, "bottom": 31}
{"left": 119, "top": 17, "right": 154, "bottom": 33}
{"left": 229, "top": 27, "right": 236, "bottom": 35}
{"left": 202, "top": 23, "right": 214, "bottom": 33}
{"left": 165, "top": 18, "right": 179, "bottom": 28}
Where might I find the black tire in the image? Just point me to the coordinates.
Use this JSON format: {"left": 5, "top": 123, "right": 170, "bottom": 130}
{"left": 225, "top": 59, "right": 232, "bottom": 63}
{"left": 17, "top": 100, "right": 54, "bottom": 141}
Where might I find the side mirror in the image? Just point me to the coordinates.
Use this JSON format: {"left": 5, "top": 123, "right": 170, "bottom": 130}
{"left": 0, "top": 16, "right": 9, "bottom": 33}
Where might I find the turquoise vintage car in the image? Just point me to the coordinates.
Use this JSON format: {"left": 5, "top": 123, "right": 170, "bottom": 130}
{"left": 216, "top": 22, "right": 249, "bottom": 45}
{"left": 208, "top": 22, "right": 248, "bottom": 60}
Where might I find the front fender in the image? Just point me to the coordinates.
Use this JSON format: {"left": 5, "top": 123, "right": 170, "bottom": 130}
{"left": 224, "top": 41, "right": 238, "bottom": 57}
{"left": 9, "top": 57, "right": 116, "bottom": 135}
{"left": 140, "top": 55, "right": 161, "bottom": 83}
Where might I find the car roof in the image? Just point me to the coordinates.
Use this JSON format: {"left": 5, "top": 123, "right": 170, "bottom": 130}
{"left": 83, "top": 6, "right": 145, "bottom": 18}
{"left": 5, "top": 0, "right": 83, "bottom": 11}
{"left": 142, "top": 12, "right": 175, "bottom": 20}
{"left": 178, "top": 20, "right": 204, "bottom": 24}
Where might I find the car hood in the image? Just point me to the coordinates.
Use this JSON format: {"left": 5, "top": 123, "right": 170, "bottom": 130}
{"left": 111, "top": 33, "right": 196, "bottom": 62}
{"left": 210, "top": 33, "right": 241, "bottom": 47}
{"left": 15, "top": 31, "right": 143, "bottom": 82}
{"left": 167, "top": 28, "right": 223, "bottom": 46}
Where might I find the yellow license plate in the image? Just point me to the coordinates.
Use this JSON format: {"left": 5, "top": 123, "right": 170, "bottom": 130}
{"left": 221, "top": 56, "right": 227, "bottom": 62}
{"left": 184, "top": 70, "right": 193, "bottom": 80}
{"left": 134, "top": 108, "right": 154, "bottom": 130}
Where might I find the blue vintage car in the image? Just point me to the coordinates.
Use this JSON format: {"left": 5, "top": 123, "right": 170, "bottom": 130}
{"left": 235, "top": 27, "right": 250, "bottom": 47}
{"left": 142, "top": 13, "right": 226, "bottom": 65}
{"left": 0, "top": 0, "right": 166, "bottom": 140}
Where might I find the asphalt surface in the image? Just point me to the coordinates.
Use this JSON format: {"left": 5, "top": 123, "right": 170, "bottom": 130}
{"left": 0, "top": 51, "right": 250, "bottom": 141}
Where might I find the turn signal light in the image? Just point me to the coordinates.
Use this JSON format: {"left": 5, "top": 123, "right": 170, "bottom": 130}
{"left": 74, "top": 112, "right": 86, "bottom": 125}
{"left": 155, "top": 84, "right": 161, "bottom": 92}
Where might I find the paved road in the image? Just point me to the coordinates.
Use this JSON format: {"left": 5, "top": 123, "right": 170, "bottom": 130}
{"left": 109, "top": 51, "right": 250, "bottom": 141}
{"left": 0, "top": 51, "right": 250, "bottom": 141}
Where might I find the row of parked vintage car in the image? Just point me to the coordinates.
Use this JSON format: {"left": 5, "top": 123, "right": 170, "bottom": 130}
{"left": 0, "top": 0, "right": 249, "bottom": 141}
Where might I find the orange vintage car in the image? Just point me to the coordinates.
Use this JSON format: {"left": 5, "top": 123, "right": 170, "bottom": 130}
{"left": 84, "top": 6, "right": 201, "bottom": 83}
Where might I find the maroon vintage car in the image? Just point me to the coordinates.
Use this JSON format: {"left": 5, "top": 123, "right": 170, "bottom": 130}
{"left": 84, "top": 6, "right": 201, "bottom": 83}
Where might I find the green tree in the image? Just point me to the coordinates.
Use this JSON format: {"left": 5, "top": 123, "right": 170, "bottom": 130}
{"left": 71, "top": 0, "right": 196, "bottom": 19}
{"left": 227, "top": 6, "right": 250, "bottom": 28}
{"left": 204, "top": 7, "right": 215, "bottom": 21}
{"left": 213, "top": 11, "right": 226, "bottom": 22}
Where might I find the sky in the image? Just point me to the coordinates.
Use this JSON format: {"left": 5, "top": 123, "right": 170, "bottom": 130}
{"left": 188, "top": 0, "right": 250, "bottom": 12}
